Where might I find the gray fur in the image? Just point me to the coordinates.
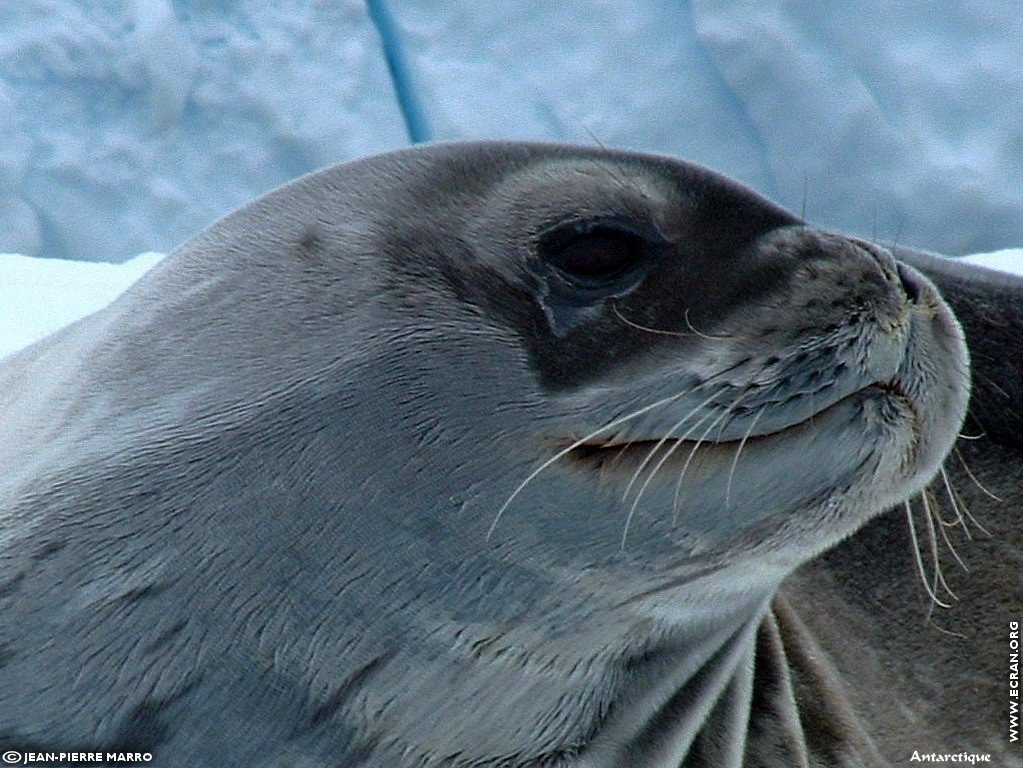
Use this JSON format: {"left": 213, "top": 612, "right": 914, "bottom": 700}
{"left": 0, "top": 142, "right": 1002, "bottom": 767}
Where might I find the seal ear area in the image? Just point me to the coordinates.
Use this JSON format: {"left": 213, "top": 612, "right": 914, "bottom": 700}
{"left": 530, "top": 216, "right": 670, "bottom": 336}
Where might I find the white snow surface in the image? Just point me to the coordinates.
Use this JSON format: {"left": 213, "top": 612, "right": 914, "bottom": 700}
{"left": 960, "top": 249, "right": 1023, "bottom": 275}
{"left": 0, "top": 252, "right": 164, "bottom": 358}
{"left": 1, "top": 1, "right": 1022, "bottom": 262}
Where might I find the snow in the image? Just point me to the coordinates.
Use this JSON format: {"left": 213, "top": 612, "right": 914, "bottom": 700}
{"left": 0, "top": 252, "right": 163, "bottom": 359}
{"left": 960, "top": 249, "right": 1023, "bottom": 275}
{"left": 1, "top": 2, "right": 1021, "bottom": 262}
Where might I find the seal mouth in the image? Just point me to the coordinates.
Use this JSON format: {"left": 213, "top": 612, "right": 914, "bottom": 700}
{"left": 564, "top": 379, "right": 912, "bottom": 474}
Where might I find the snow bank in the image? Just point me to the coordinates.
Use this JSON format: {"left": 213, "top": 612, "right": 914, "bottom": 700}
{"left": 0, "top": 252, "right": 163, "bottom": 358}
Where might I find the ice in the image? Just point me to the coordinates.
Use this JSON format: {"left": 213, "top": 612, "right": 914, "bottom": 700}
{"left": 1, "top": 2, "right": 1020, "bottom": 262}
{"left": 0, "top": 1, "right": 407, "bottom": 262}
{"left": 960, "top": 249, "right": 1023, "bottom": 275}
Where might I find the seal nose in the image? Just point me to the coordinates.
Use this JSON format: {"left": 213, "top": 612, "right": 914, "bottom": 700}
{"left": 848, "top": 238, "right": 928, "bottom": 305}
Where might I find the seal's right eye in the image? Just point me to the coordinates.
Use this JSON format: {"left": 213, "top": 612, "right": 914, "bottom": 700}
{"left": 533, "top": 218, "right": 666, "bottom": 335}
{"left": 540, "top": 220, "right": 656, "bottom": 287}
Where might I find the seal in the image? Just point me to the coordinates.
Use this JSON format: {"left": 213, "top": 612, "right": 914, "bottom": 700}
{"left": 776, "top": 250, "right": 1023, "bottom": 766}
{"left": 0, "top": 142, "right": 980, "bottom": 767}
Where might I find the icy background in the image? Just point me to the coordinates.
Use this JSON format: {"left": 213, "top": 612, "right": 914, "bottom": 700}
{"left": 2, "top": 0, "right": 1022, "bottom": 262}
{"left": 1, "top": 0, "right": 1021, "bottom": 358}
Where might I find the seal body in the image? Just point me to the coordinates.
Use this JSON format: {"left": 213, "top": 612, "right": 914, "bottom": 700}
{"left": 0, "top": 143, "right": 987, "bottom": 767}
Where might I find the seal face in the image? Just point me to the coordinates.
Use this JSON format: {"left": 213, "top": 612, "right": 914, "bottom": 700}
{"left": 0, "top": 142, "right": 970, "bottom": 767}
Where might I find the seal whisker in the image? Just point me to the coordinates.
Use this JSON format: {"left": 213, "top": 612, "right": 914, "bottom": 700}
{"left": 495, "top": 349, "right": 758, "bottom": 542}
{"left": 610, "top": 302, "right": 741, "bottom": 341}
{"left": 941, "top": 462, "right": 993, "bottom": 538}
{"left": 725, "top": 404, "right": 767, "bottom": 509}
{"left": 488, "top": 380, "right": 718, "bottom": 540}
{"left": 684, "top": 308, "right": 739, "bottom": 341}
{"left": 581, "top": 129, "right": 654, "bottom": 204}
{"left": 611, "top": 302, "right": 690, "bottom": 337}
{"left": 670, "top": 390, "right": 751, "bottom": 526}
{"left": 925, "top": 616, "right": 969, "bottom": 641}
{"left": 671, "top": 409, "right": 734, "bottom": 527}
{"left": 620, "top": 390, "right": 740, "bottom": 548}
{"left": 621, "top": 386, "right": 727, "bottom": 502}
{"left": 665, "top": 409, "right": 720, "bottom": 527}
{"left": 921, "top": 492, "right": 958, "bottom": 604}
{"left": 956, "top": 431, "right": 985, "bottom": 441}
{"left": 936, "top": 466, "right": 970, "bottom": 538}
{"left": 926, "top": 482, "right": 965, "bottom": 530}
{"left": 904, "top": 500, "right": 953, "bottom": 609}
{"left": 801, "top": 172, "right": 809, "bottom": 222}
{"left": 973, "top": 368, "right": 1012, "bottom": 401}
{"left": 926, "top": 487, "right": 969, "bottom": 572}
{"left": 953, "top": 446, "right": 1003, "bottom": 504}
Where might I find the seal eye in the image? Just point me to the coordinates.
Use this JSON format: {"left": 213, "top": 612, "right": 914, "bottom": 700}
{"left": 535, "top": 219, "right": 664, "bottom": 336}
{"left": 554, "top": 232, "right": 641, "bottom": 279}
{"left": 542, "top": 222, "right": 652, "bottom": 286}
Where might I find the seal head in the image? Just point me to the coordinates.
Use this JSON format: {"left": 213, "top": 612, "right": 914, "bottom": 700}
{"left": 0, "top": 142, "right": 970, "bottom": 767}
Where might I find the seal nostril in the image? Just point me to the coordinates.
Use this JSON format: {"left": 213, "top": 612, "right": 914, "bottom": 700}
{"left": 896, "top": 263, "right": 922, "bottom": 303}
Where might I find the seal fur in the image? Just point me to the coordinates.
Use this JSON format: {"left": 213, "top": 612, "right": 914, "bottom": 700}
{"left": 0, "top": 142, "right": 991, "bottom": 767}
{"left": 774, "top": 251, "right": 1023, "bottom": 766}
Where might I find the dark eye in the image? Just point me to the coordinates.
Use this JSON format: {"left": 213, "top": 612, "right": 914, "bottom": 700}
{"left": 541, "top": 222, "right": 651, "bottom": 285}
{"left": 553, "top": 232, "right": 641, "bottom": 278}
